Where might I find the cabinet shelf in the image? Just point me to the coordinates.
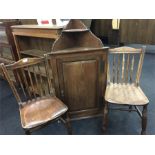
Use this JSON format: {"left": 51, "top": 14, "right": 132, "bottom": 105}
{"left": 52, "top": 47, "right": 107, "bottom": 55}
{"left": 20, "top": 49, "right": 47, "bottom": 58}
{"left": 62, "top": 29, "right": 89, "bottom": 32}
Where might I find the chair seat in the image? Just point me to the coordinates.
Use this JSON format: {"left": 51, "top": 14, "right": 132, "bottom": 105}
{"left": 19, "top": 96, "right": 68, "bottom": 129}
{"left": 105, "top": 83, "right": 149, "bottom": 105}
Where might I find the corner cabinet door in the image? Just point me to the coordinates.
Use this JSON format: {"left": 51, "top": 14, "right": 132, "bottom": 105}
{"left": 55, "top": 53, "right": 107, "bottom": 115}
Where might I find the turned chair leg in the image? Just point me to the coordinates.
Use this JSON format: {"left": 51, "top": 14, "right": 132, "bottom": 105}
{"left": 141, "top": 105, "right": 147, "bottom": 135}
{"left": 65, "top": 113, "right": 72, "bottom": 135}
{"left": 129, "top": 105, "right": 132, "bottom": 112}
{"left": 102, "top": 102, "right": 108, "bottom": 134}
{"left": 25, "top": 130, "right": 31, "bottom": 135}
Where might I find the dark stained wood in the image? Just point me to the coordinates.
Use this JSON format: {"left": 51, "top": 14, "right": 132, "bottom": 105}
{"left": 90, "top": 19, "right": 120, "bottom": 46}
{"left": 91, "top": 19, "right": 112, "bottom": 38}
{"left": 49, "top": 48, "right": 108, "bottom": 120}
{"left": 120, "top": 19, "right": 155, "bottom": 44}
{"left": 49, "top": 19, "right": 109, "bottom": 120}
{"left": 52, "top": 20, "right": 103, "bottom": 51}
{"left": 62, "top": 60, "right": 98, "bottom": 111}
{"left": 91, "top": 19, "right": 155, "bottom": 45}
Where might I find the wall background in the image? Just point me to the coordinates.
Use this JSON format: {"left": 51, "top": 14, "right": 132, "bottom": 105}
{"left": 1, "top": 19, "right": 155, "bottom": 45}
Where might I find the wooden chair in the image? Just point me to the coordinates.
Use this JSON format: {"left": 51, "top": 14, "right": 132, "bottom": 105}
{"left": 103, "top": 46, "right": 149, "bottom": 135}
{"left": 0, "top": 56, "right": 72, "bottom": 134}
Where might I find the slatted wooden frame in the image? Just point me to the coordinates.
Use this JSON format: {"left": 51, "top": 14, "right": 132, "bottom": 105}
{"left": 103, "top": 46, "right": 149, "bottom": 135}
{"left": 0, "top": 56, "right": 72, "bottom": 134}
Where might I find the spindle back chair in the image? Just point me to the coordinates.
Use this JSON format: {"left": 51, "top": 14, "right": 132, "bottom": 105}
{"left": 103, "top": 46, "right": 149, "bottom": 135}
{"left": 0, "top": 56, "right": 72, "bottom": 134}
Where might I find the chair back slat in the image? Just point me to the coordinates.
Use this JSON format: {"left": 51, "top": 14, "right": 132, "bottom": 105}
{"left": 0, "top": 57, "right": 54, "bottom": 106}
{"left": 44, "top": 55, "right": 53, "bottom": 95}
{"left": 135, "top": 47, "right": 145, "bottom": 85}
{"left": 117, "top": 54, "right": 120, "bottom": 83}
{"left": 20, "top": 68, "right": 32, "bottom": 99}
{"left": 108, "top": 46, "right": 145, "bottom": 85}
{"left": 125, "top": 54, "right": 130, "bottom": 83}
{"left": 129, "top": 55, "right": 135, "bottom": 83}
{"left": 15, "top": 70, "right": 27, "bottom": 98}
{"left": 37, "top": 64, "right": 45, "bottom": 96}
{"left": 107, "top": 63, "right": 110, "bottom": 84}
{"left": 27, "top": 66, "right": 37, "bottom": 99}
{"left": 112, "top": 54, "right": 116, "bottom": 83}
{"left": 32, "top": 65, "right": 42, "bottom": 96}
{"left": 121, "top": 53, "right": 125, "bottom": 83}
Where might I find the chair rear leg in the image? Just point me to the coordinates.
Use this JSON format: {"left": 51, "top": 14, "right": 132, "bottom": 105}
{"left": 25, "top": 130, "right": 31, "bottom": 135}
{"left": 129, "top": 105, "right": 132, "bottom": 112}
{"left": 102, "top": 102, "right": 109, "bottom": 134}
{"left": 64, "top": 113, "right": 72, "bottom": 135}
{"left": 66, "top": 122, "right": 72, "bottom": 135}
{"left": 141, "top": 104, "right": 147, "bottom": 135}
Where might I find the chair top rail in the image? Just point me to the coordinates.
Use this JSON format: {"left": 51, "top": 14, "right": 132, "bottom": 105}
{"left": 5, "top": 57, "right": 45, "bottom": 70}
{"left": 109, "top": 46, "right": 142, "bottom": 54}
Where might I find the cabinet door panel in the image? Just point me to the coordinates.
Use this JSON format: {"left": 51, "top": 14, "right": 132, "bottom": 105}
{"left": 58, "top": 57, "right": 101, "bottom": 111}
{"left": 63, "top": 60, "right": 98, "bottom": 111}
{"left": 51, "top": 49, "right": 108, "bottom": 119}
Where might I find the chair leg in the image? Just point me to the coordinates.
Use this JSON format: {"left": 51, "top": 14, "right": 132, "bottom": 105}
{"left": 66, "top": 121, "right": 72, "bottom": 135}
{"left": 129, "top": 105, "right": 132, "bottom": 112}
{"left": 65, "top": 113, "right": 72, "bottom": 135}
{"left": 25, "top": 130, "right": 31, "bottom": 135}
{"left": 141, "top": 105, "right": 147, "bottom": 135}
{"left": 102, "top": 102, "right": 109, "bottom": 134}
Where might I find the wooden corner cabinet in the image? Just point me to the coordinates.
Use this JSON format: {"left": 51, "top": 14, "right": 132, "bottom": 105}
{"left": 11, "top": 25, "right": 63, "bottom": 60}
{"left": 49, "top": 20, "right": 109, "bottom": 120}
{"left": 0, "top": 21, "right": 20, "bottom": 81}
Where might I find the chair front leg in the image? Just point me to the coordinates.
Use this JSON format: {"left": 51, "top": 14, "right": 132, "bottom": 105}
{"left": 64, "top": 113, "right": 72, "bottom": 135}
{"left": 129, "top": 105, "right": 133, "bottom": 112}
{"left": 102, "top": 101, "right": 109, "bottom": 134}
{"left": 25, "top": 129, "right": 31, "bottom": 135}
{"left": 141, "top": 104, "right": 148, "bottom": 135}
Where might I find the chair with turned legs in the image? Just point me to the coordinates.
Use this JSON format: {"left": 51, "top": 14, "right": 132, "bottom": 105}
{"left": 103, "top": 46, "right": 149, "bottom": 135}
{"left": 0, "top": 57, "right": 72, "bottom": 134}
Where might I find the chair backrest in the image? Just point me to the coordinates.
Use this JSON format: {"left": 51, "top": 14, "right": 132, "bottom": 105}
{"left": 0, "top": 56, "right": 54, "bottom": 106}
{"left": 107, "top": 46, "right": 146, "bottom": 86}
